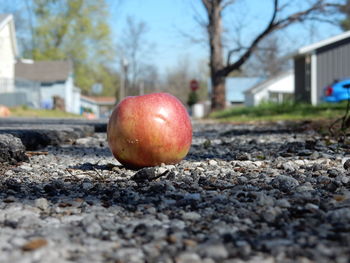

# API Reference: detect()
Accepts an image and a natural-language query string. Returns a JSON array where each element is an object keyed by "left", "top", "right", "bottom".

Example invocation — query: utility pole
[
  {"left": 139, "top": 81, "right": 144, "bottom": 96},
  {"left": 119, "top": 58, "right": 128, "bottom": 102}
]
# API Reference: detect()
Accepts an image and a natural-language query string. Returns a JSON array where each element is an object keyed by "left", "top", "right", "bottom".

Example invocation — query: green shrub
[
  {"left": 210, "top": 101, "right": 348, "bottom": 122},
  {"left": 187, "top": 91, "right": 199, "bottom": 107}
]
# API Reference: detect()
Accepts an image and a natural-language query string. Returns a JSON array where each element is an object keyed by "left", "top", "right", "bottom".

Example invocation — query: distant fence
[
  {"left": 0, "top": 78, "right": 14, "bottom": 93},
  {"left": 0, "top": 92, "right": 28, "bottom": 107},
  {"left": 0, "top": 78, "right": 41, "bottom": 108}
]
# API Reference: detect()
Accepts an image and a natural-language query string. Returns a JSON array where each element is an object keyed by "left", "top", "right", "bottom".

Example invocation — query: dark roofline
[
  {"left": 15, "top": 60, "right": 73, "bottom": 83},
  {"left": 297, "top": 30, "right": 350, "bottom": 55}
]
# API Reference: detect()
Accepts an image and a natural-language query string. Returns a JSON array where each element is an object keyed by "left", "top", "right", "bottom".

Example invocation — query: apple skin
[{"left": 107, "top": 92, "right": 192, "bottom": 168}]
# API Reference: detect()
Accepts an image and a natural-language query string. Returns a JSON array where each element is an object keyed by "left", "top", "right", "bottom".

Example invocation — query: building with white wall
[
  {"left": 244, "top": 71, "right": 294, "bottom": 107},
  {"left": 80, "top": 95, "right": 116, "bottom": 118},
  {"left": 15, "top": 60, "right": 81, "bottom": 114},
  {"left": 0, "top": 14, "right": 81, "bottom": 113},
  {"left": 0, "top": 14, "right": 18, "bottom": 93}
]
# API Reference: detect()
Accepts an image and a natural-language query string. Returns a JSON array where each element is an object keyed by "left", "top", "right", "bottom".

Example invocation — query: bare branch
[
  {"left": 222, "top": 0, "right": 337, "bottom": 77},
  {"left": 226, "top": 47, "right": 242, "bottom": 66},
  {"left": 201, "top": 0, "right": 340, "bottom": 110},
  {"left": 176, "top": 28, "right": 207, "bottom": 45},
  {"left": 220, "top": 0, "right": 235, "bottom": 11},
  {"left": 202, "top": 0, "right": 211, "bottom": 11},
  {"left": 274, "top": 1, "right": 324, "bottom": 29},
  {"left": 193, "top": 13, "right": 208, "bottom": 28},
  {"left": 305, "top": 16, "right": 341, "bottom": 26},
  {"left": 222, "top": 0, "right": 278, "bottom": 76}
]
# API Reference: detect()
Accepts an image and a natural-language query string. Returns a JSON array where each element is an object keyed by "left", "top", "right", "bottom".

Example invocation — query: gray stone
[
  {"left": 176, "top": 252, "right": 201, "bottom": 263},
  {"left": 85, "top": 222, "right": 103, "bottom": 236},
  {"left": 114, "top": 248, "right": 144, "bottom": 263},
  {"left": 343, "top": 158, "right": 350, "bottom": 170},
  {"left": 327, "top": 208, "right": 350, "bottom": 224},
  {"left": 262, "top": 207, "right": 280, "bottom": 223},
  {"left": 19, "top": 163, "right": 33, "bottom": 172},
  {"left": 296, "top": 183, "right": 314, "bottom": 192},
  {"left": 184, "top": 193, "right": 201, "bottom": 201},
  {"left": 0, "top": 134, "right": 28, "bottom": 163},
  {"left": 170, "top": 220, "right": 186, "bottom": 230},
  {"left": 256, "top": 193, "right": 274, "bottom": 207},
  {"left": 341, "top": 176, "right": 350, "bottom": 184},
  {"left": 132, "top": 167, "right": 157, "bottom": 182},
  {"left": 34, "top": 198, "right": 49, "bottom": 211},
  {"left": 0, "top": 117, "right": 105, "bottom": 132},
  {"left": 208, "top": 160, "right": 218, "bottom": 166},
  {"left": 271, "top": 175, "right": 299, "bottom": 192},
  {"left": 236, "top": 152, "right": 250, "bottom": 161},
  {"left": 0, "top": 124, "right": 94, "bottom": 150},
  {"left": 275, "top": 199, "right": 291, "bottom": 208},
  {"left": 182, "top": 212, "right": 201, "bottom": 221},
  {"left": 282, "top": 162, "right": 296, "bottom": 172},
  {"left": 201, "top": 244, "right": 228, "bottom": 260}
]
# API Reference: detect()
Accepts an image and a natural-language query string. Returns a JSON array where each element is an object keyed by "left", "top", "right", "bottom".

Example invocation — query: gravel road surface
[{"left": 0, "top": 120, "right": 349, "bottom": 263}]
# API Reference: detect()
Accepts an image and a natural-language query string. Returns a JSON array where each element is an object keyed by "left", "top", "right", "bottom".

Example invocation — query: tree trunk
[
  {"left": 211, "top": 73, "right": 226, "bottom": 110},
  {"left": 201, "top": 0, "right": 331, "bottom": 111},
  {"left": 206, "top": 1, "right": 226, "bottom": 111}
]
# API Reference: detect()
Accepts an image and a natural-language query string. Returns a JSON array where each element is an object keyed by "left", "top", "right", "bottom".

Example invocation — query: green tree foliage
[
  {"left": 187, "top": 91, "right": 199, "bottom": 107},
  {"left": 340, "top": 0, "right": 350, "bottom": 31},
  {"left": 27, "top": 0, "right": 118, "bottom": 95}
]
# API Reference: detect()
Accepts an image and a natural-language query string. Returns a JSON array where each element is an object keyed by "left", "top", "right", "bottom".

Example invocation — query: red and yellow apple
[{"left": 107, "top": 93, "right": 192, "bottom": 168}]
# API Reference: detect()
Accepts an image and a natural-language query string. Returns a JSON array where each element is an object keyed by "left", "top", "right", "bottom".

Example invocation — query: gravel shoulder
[{"left": 0, "top": 121, "right": 350, "bottom": 263}]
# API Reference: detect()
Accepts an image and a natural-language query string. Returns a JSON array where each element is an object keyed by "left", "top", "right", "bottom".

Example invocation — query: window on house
[{"left": 269, "top": 92, "right": 294, "bottom": 103}]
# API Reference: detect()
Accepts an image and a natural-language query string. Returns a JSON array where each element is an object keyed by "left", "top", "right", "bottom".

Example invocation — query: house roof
[
  {"left": 297, "top": 30, "right": 350, "bottom": 55},
  {"left": 15, "top": 60, "right": 72, "bottom": 83},
  {"left": 244, "top": 71, "right": 293, "bottom": 95},
  {"left": 0, "top": 14, "right": 8, "bottom": 25},
  {"left": 81, "top": 95, "right": 116, "bottom": 106},
  {"left": 226, "top": 77, "right": 262, "bottom": 102},
  {"left": 0, "top": 14, "right": 18, "bottom": 57},
  {"left": 0, "top": 14, "right": 11, "bottom": 30}
]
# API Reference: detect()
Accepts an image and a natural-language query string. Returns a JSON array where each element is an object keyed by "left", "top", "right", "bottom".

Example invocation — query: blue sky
[
  {"left": 2, "top": 0, "right": 343, "bottom": 76},
  {"left": 109, "top": 0, "right": 343, "bottom": 75},
  {"left": 109, "top": 0, "right": 207, "bottom": 74}
]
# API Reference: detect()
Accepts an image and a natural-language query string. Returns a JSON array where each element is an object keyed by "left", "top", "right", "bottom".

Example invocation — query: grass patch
[
  {"left": 9, "top": 105, "right": 82, "bottom": 118},
  {"left": 209, "top": 101, "right": 349, "bottom": 122}
]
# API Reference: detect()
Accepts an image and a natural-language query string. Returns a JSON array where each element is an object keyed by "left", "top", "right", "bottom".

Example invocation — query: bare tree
[
  {"left": 163, "top": 56, "right": 209, "bottom": 106},
  {"left": 163, "top": 57, "right": 191, "bottom": 104},
  {"left": 201, "top": 0, "right": 339, "bottom": 111},
  {"left": 139, "top": 64, "right": 160, "bottom": 95},
  {"left": 244, "top": 35, "right": 291, "bottom": 78},
  {"left": 339, "top": 0, "right": 350, "bottom": 30},
  {"left": 119, "top": 16, "right": 155, "bottom": 96}
]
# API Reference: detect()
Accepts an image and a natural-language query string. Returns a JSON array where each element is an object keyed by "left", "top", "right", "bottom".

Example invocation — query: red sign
[{"left": 190, "top": 79, "right": 199, "bottom": 91}]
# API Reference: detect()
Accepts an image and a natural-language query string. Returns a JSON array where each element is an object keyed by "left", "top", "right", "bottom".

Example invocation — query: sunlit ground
[{"left": 8, "top": 106, "right": 82, "bottom": 118}]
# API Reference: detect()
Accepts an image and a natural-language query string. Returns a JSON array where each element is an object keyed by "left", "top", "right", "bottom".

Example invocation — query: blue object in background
[
  {"left": 41, "top": 100, "right": 53, "bottom": 109},
  {"left": 324, "top": 78, "right": 350, "bottom": 102}
]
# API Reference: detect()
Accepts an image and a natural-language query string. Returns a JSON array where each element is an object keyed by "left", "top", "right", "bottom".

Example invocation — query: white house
[
  {"left": 0, "top": 13, "right": 81, "bottom": 114},
  {"left": 244, "top": 71, "right": 294, "bottom": 106},
  {"left": 0, "top": 14, "right": 18, "bottom": 92},
  {"left": 80, "top": 95, "right": 116, "bottom": 118},
  {"left": 15, "top": 59, "right": 81, "bottom": 114}
]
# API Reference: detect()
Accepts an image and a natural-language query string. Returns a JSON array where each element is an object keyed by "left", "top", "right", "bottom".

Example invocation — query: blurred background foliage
[{"left": 26, "top": 0, "right": 117, "bottom": 96}]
